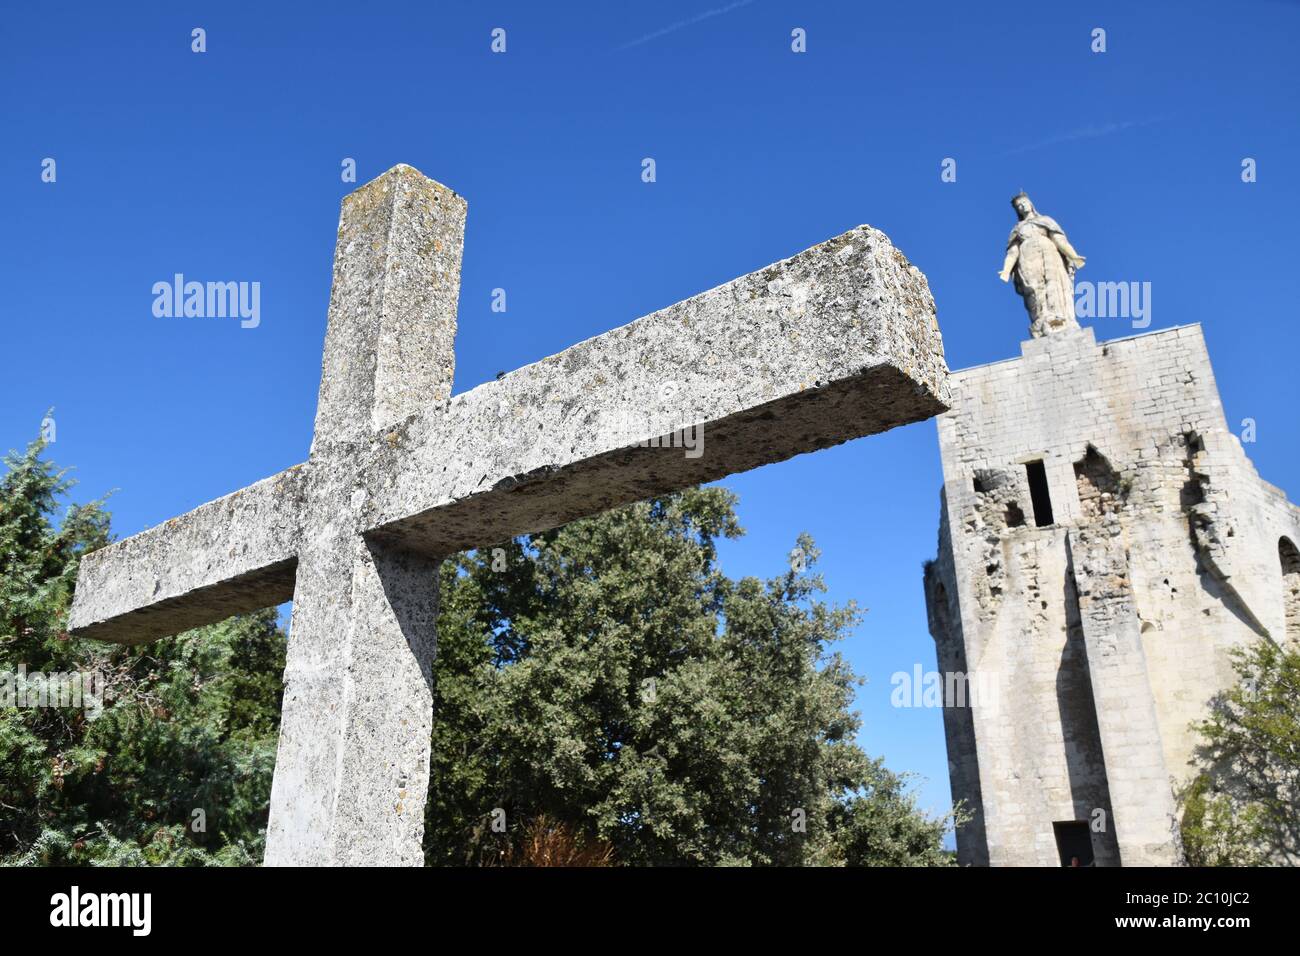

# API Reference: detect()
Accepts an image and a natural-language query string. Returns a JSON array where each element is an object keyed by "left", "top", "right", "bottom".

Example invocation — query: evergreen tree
[
  {"left": 1180, "top": 639, "right": 1300, "bottom": 866},
  {"left": 0, "top": 431, "right": 283, "bottom": 865},
  {"left": 425, "top": 488, "right": 955, "bottom": 865}
]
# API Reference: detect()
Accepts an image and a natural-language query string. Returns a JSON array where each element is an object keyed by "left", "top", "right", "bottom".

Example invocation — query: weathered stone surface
[
  {"left": 264, "top": 459, "right": 440, "bottom": 865},
  {"left": 68, "top": 465, "right": 306, "bottom": 644},
  {"left": 925, "top": 323, "right": 1300, "bottom": 866},
  {"left": 1069, "top": 523, "right": 1182, "bottom": 866},
  {"left": 361, "top": 224, "right": 948, "bottom": 556},
  {"left": 68, "top": 163, "right": 950, "bottom": 865},
  {"left": 312, "top": 164, "right": 466, "bottom": 450}
]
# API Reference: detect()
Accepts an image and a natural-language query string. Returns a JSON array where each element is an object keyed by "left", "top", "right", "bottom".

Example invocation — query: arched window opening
[{"left": 1280, "top": 537, "right": 1300, "bottom": 645}]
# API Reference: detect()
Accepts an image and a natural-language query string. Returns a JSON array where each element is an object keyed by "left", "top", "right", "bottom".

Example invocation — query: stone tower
[{"left": 923, "top": 323, "right": 1300, "bottom": 866}]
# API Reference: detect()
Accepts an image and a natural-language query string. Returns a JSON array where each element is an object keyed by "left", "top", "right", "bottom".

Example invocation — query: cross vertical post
[{"left": 264, "top": 165, "right": 466, "bottom": 865}]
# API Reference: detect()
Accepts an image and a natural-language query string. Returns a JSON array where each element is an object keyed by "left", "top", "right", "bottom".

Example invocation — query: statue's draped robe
[{"left": 1008, "top": 215, "right": 1079, "bottom": 337}]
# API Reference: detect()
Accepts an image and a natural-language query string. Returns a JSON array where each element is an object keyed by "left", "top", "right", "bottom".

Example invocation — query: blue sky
[{"left": 4, "top": 1, "right": 1298, "bottom": 823}]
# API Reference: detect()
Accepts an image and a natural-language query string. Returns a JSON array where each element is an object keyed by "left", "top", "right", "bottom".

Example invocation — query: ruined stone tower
[{"left": 923, "top": 324, "right": 1300, "bottom": 866}]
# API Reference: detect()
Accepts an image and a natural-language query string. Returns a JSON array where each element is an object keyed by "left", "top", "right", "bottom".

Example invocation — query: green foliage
[
  {"left": 0, "top": 431, "right": 283, "bottom": 866},
  {"left": 425, "top": 487, "right": 955, "bottom": 866},
  {"left": 1178, "top": 773, "right": 1267, "bottom": 867},
  {"left": 1179, "top": 639, "right": 1300, "bottom": 866}
]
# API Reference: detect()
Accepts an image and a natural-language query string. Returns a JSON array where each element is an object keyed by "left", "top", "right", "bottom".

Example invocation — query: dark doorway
[
  {"left": 1025, "top": 460, "right": 1054, "bottom": 527},
  {"left": 1053, "top": 820, "right": 1095, "bottom": 867}
]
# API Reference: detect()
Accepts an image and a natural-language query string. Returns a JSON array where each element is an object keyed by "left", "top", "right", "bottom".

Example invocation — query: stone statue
[{"left": 998, "top": 192, "right": 1086, "bottom": 337}]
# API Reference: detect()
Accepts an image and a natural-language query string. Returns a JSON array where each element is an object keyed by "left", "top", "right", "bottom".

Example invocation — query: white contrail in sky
[
  {"left": 613, "top": 0, "right": 757, "bottom": 52},
  {"left": 1003, "top": 116, "right": 1172, "bottom": 156}
]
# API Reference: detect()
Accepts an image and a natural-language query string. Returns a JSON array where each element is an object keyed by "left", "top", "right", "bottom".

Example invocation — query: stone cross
[{"left": 68, "top": 164, "right": 949, "bottom": 866}]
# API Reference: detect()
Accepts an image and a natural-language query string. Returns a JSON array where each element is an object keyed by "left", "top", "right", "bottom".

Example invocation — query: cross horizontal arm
[
  {"left": 67, "top": 466, "right": 307, "bottom": 644},
  {"left": 360, "top": 224, "right": 948, "bottom": 556},
  {"left": 68, "top": 222, "right": 947, "bottom": 648}
]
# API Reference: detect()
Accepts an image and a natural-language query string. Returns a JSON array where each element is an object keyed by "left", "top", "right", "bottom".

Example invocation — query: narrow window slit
[{"left": 1025, "top": 460, "right": 1054, "bottom": 527}]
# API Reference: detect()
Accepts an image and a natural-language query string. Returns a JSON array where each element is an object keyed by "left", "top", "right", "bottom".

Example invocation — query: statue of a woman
[{"left": 998, "top": 192, "right": 1086, "bottom": 337}]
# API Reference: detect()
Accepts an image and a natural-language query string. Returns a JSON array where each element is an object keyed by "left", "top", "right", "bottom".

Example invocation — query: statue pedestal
[{"left": 1020, "top": 325, "right": 1096, "bottom": 362}]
